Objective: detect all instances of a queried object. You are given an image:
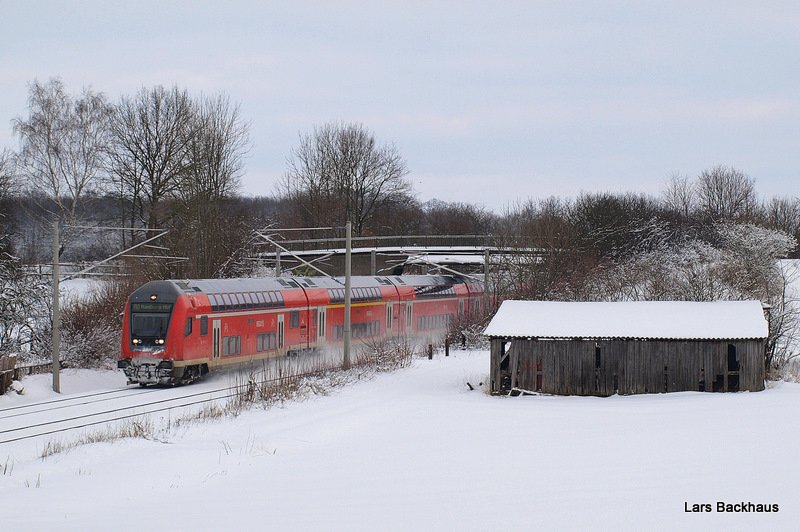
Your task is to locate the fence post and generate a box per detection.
[445,337,450,357]
[427,344,433,360]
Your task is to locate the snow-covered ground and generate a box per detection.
[60,277,105,302]
[1,350,799,531]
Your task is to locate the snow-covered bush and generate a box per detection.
[59,277,139,368]
[0,255,51,362]
[584,223,798,376]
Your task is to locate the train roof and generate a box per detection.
[161,275,468,295]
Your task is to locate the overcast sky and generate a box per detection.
[2,1,799,211]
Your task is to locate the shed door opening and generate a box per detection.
[727,344,740,372]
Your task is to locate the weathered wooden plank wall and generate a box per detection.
[490,338,765,396]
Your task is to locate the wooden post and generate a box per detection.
[427,344,433,360]
[445,337,450,357]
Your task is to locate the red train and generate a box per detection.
[118,275,484,385]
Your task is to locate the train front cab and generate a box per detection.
[118,281,187,385]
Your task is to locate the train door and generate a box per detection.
[299,310,309,349]
[386,303,394,336]
[406,302,413,335]
[317,306,327,345]
[212,319,221,359]
[277,314,285,355]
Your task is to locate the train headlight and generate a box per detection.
[132,338,141,345]
[155,338,165,345]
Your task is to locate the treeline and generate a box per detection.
[2,78,800,373]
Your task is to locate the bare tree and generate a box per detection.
[766,196,800,255]
[421,199,495,235]
[107,85,195,235]
[282,122,412,235]
[12,78,112,246]
[0,149,15,258]
[696,165,758,222]
[169,93,252,278]
[182,93,250,202]
[662,173,696,220]
[495,197,586,301]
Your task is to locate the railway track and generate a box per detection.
[0,368,332,445]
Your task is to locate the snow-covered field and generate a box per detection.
[1,349,799,531]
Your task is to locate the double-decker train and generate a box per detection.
[118,275,484,385]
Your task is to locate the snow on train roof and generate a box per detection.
[172,275,464,294]
[484,300,769,340]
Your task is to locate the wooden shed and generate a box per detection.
[485,300,768,396]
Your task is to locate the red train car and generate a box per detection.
[118,275,483,385]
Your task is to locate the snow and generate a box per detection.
[405,253,486,265]
[484,300,769,340]
[2,350,799,530]
[60,278,104,303]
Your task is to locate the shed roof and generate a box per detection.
[483,300,768,340]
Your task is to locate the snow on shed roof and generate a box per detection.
[484,300,768,340]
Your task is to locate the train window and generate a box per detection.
[222,294,233,310]
[257,332,276,351]
[200,316,208,336]
[223,335,241,356]
[290,311,300,328]
[256,292,265,306]
[185,317,192,336]
[244,293,253,308]
[235,293,245,309]
[208,294,219,311]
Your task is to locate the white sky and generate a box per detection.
[2,1,799,211]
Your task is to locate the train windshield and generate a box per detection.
[130,302,173,340]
